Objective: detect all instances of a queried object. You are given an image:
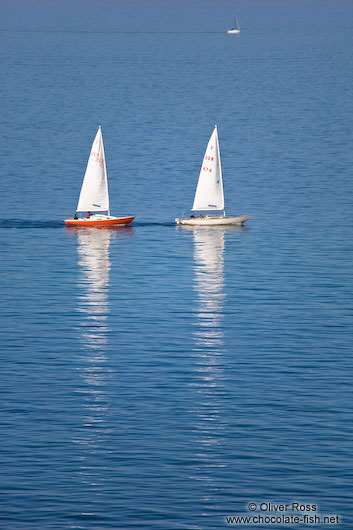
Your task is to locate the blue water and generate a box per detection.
[1,1,353,529]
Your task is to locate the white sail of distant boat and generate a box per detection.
[64,126,134,227]
[175,126,250,226]
[227,15,240,34]
[77,126,110,215]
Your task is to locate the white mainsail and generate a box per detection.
[192,126,224,212]
[76,126,110,214]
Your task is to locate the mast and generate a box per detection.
[99,126,110,216]
[215,125,225,216]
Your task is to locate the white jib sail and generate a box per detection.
[76,126,110,214]
[192,126,224,212]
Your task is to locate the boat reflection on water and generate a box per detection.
[66,228,115,490]
[192,226,226,353]
[188,225,246,355]
[67,225,133,352]
[186,226,246,502]
[76,228,112,351]
[70,227,136,493]
[71,225,132,392]
[187,226,228,498]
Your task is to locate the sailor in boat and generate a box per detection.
[74,213,78,220]
[86,211,91,218]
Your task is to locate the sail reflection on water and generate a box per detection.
[75,228,112,418]
[76,229,112,351]
[72,229,113,487]
[192,227,226,353]
[187,226,228,496]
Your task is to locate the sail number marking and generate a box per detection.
[91,150,104,165]
[202,144,215,172]
[203,153,214,172]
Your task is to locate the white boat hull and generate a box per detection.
[175,215,250,226]
[227,29,240,34]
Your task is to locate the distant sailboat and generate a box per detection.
[227,15,240,34]
[175,126,250,226]
[64,126,134,227]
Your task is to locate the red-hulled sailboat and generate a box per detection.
[64,126,134,227]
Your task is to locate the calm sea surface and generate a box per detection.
[1,2,353,529]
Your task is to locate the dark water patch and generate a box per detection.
[0,219,64,229]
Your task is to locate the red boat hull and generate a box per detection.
[64,216,134,227]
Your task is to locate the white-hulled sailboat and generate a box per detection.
[175,126,250,226]
[227,15,240,34]
[64,126,134,227]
